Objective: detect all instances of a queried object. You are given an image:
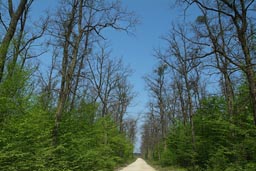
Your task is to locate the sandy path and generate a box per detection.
[119,158,156,171]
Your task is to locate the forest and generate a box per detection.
[0,0,256,171]
[0,0,137,170]
[141,0,256,171]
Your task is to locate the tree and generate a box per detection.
[111,73,135,132]
[0,0,48,120]
[123,117,138,144]
[144,64,169,141]
[0,0,29,82]
[86,43,135,133]
[158,25,204,147]
[192,1,238,117]
[37,48,59,111]
[142,24,207,168]
[50,0,137,145]
[0,1,136,170]
[141,103,162,161]
[184,0,256,125]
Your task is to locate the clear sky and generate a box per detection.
[32,0,193,152]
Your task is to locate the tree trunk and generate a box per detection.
[70,3,92,111]
[238,27,256,125]
[53,92,67,146]
[246,66,256,125]
[223,70,235,116]
[0,0,28,82]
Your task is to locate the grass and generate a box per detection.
[154,165,187,171]
[148,161,187,171]
[114,157,137,171]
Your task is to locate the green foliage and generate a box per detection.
[0,106,54,171]
[0,98,133,170]
[163,122,196,168]
[52,113,133,171]
[195,96,256,171]
[156,93,256,171]
[0,68,133,170]
[196,15,207,24]
[0,65,32,123]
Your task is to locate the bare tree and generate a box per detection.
[123,117,137,144]
[87,46,119,117]
[141,103,161,160]
[156,25,205,146]
[0,0,48,124]
[144,64,169,141]
[184,0,256,125]
[86,44,134,122]
[37,48,59,111]
[0,0,29,82]
[110,74,135,132]
[0,0,47,82]
[50,0,136,145]
[191,1,238,117]
[142,33,204,158]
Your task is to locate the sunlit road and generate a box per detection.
[119,158,156,171]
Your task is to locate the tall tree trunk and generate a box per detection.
[53,90,67,145]
[53,38,81,145]
[217,7,235,117]
[177,80,187,125]
[185,74,196,147]
[237,19,256,125]
[70,3,92,111]
[246,70,256,125]
[223,70,235,116]
[0,0,28,82]
[52,0,80,145]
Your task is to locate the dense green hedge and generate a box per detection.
[0,106,133,171]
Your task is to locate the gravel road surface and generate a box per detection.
[118,158,156,171]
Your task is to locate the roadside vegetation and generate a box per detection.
[1,1,256,171]
[0,0,137,170]
[150,160,187,171]
[141,1,256,171]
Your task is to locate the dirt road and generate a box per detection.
[119,158,156,171]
